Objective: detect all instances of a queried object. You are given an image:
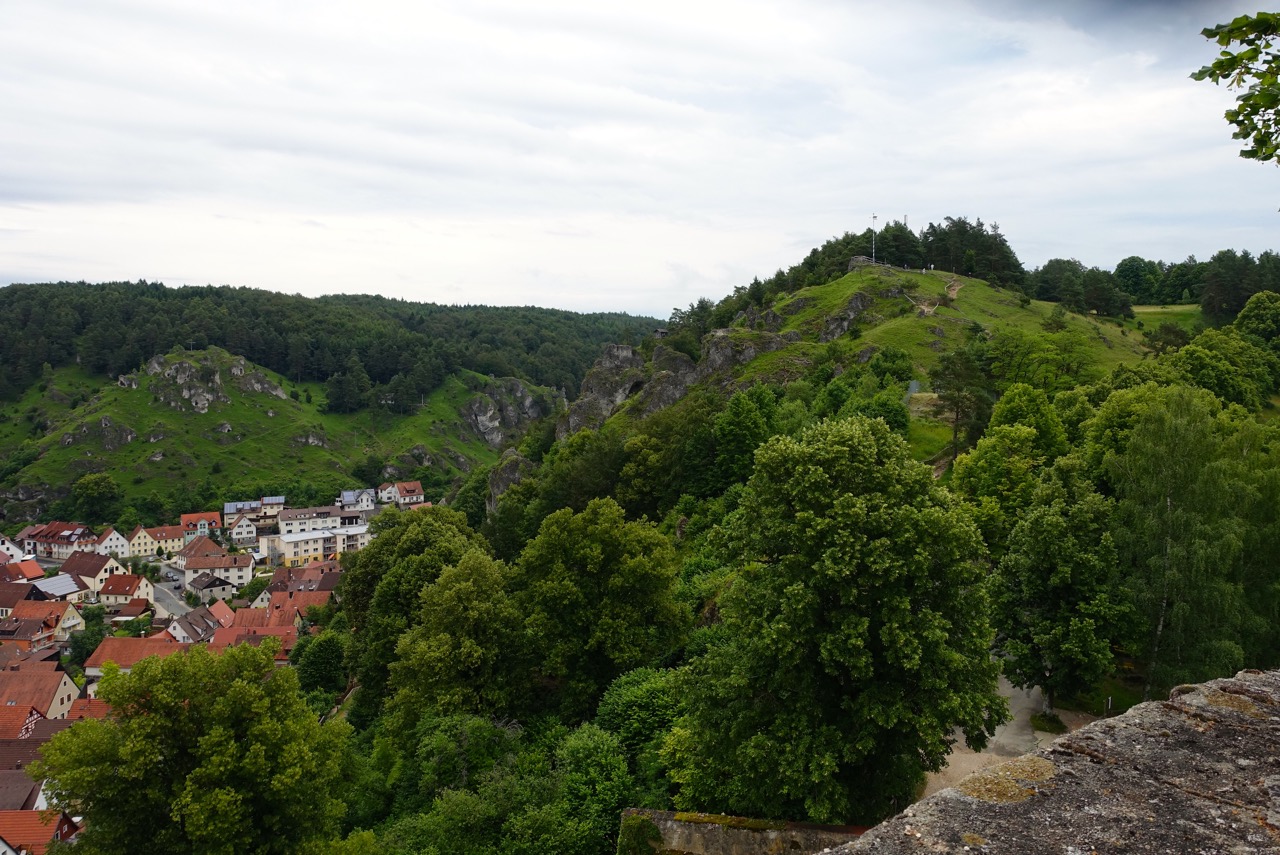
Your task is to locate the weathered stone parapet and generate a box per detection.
[838,669,1280,854]
[617,808,864,855]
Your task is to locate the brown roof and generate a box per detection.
[99,574,144,597]
[396,480,423,497]
[0,671,72,715]
[147,525,184,542]
[0,707,40,740]
[84,637,186,671]
[95,527,120,544]
[0,770,41,810]
[184,554,252,572]
[0,562,41,583]
[180,511,222,529]
[0,740,44,772]
[114,598,151,619]
[58,551,112,580]
[0,586,39,613]
[178,536,227,561]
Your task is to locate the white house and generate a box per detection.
[94,527,131,558]
[337,489,376,512]
[278,506,341,535]
[278,525,370,568]
[0,536,22,563]
[226,514,258,546]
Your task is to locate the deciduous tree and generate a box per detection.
[666,417,1006,824]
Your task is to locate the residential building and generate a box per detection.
[19,522,96,560]
[0,671,79,719]
[98,574,153,607]
[93,527,131,558]
[145,525,185,557]
[276,525,369,568]
[31,574,87,604]
[266,589,332,627]
[0,587,40,621]
[0,809,79,853]
[260,496,286,517]
[0,563,41,585]
[83,637,186,681]
[127,526,158,557]
[164,601,234,644]
[223,499,262,519]
[278,506,341,535]
[109,599,152,626]
[180,511,222,543]
[10,601,81,642]
[183,553,255,588]
[226,514,258,546]
[0,619,53,651]
[207,625,299,664]
[251,560,341,609]
[378,481,427,509]
[0,708,41,741]
[187,572,236,604]
[58,552,125,594]
[337,488,376,512]
[0,539,20,564]
[174,536,226,572]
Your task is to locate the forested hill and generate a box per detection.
[0,281,658,403]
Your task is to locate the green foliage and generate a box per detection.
[33,642,351,855]
[387,549,527,722]
[667,417,1006,824]
[595,668,682,808]
[1029,712,1068,734]
[1169,327,1280,409]
[988,383,1068,460]
[1192,13,1280,163]
[615,814,662,855]
[952,425,1043,560]
[341,506,491,727]
[237,575,270,606]
[298,630,349,695]
[514,498,690,721]
[1235,290,1280,344]
[72,472,123,524]
[994,456,1127,708]
[1098,385,1256,695]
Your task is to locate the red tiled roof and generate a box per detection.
[208,626,298,659]
[0,563,42,583]
[114,598,151,619]
[68,697,111,720]
[99,575,144,597]
[84,636,185,671]
[266,590,331,626]
[180,511,222,529]
[0,809,79,854]
[185,554,252,572]
[207,599,235,627]
[231,609,270,628]
[8,601,66,629]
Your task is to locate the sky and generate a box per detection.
[0,0,1273,318]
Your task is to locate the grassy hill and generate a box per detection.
[0,347,554,524]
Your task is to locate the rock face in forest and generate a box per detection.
[554,329,793,440]
[463,379,555,450]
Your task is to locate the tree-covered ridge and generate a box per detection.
[0,281,657,403]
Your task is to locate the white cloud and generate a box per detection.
[0,0,1272,317]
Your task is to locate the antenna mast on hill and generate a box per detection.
[872,213,877,263]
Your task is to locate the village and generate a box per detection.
[0,480,429,853]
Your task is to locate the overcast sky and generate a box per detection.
[0,0,1272,317]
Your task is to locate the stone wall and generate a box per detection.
[617,809,864,855]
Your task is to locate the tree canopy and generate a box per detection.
[1193,13,1280,163]
[34,643,350,855]
[666,417,1006,825]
